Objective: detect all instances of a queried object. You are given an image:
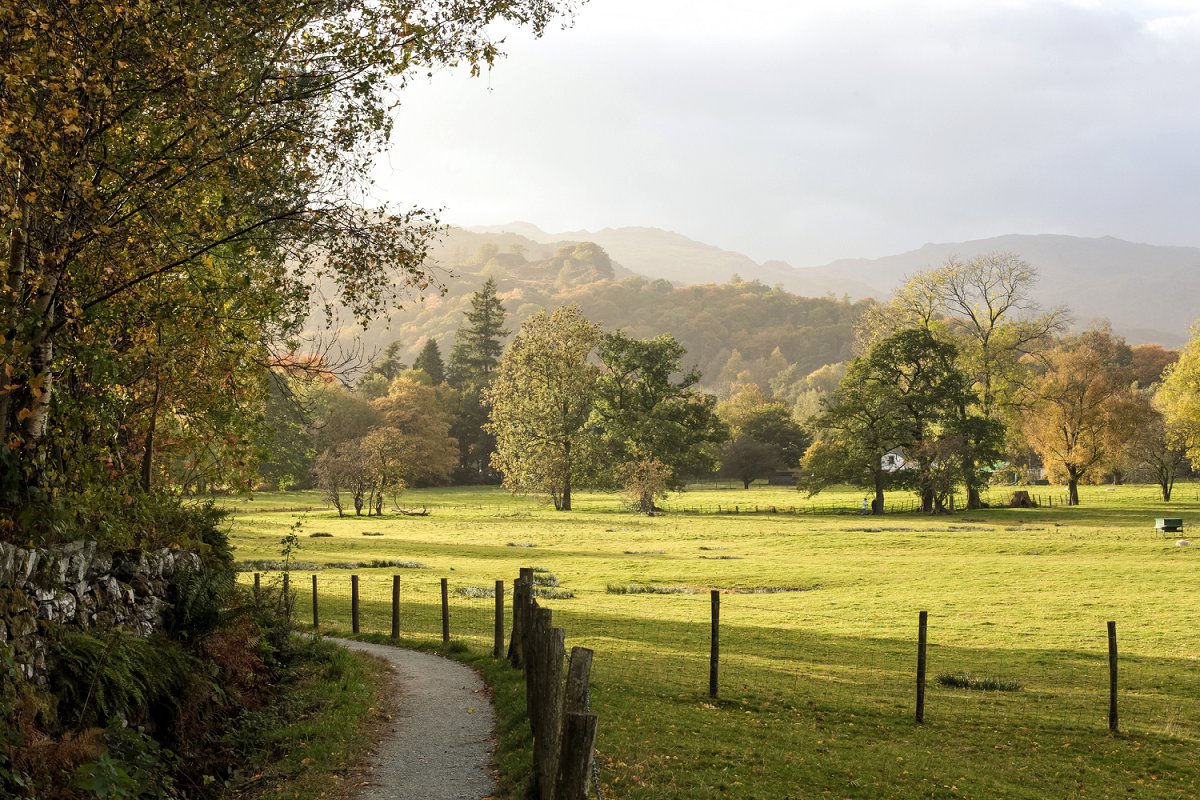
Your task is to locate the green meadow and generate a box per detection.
[225,484,1200,799]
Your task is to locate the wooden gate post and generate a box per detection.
[351,574,360,634]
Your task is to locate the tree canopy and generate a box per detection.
[1,0,579,534]
[485,305,603,511]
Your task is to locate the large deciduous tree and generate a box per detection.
[592,331,726,505]
[804,328,978,513]
[1022,328,1132,505]
[485,305,602,510]
[371,372,459,488]
[717,383,809,480]
[859,253,1065,508]
[0,0,578,524]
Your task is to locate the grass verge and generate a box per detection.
[235,636,390,800]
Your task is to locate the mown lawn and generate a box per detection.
[222,483,1200,799]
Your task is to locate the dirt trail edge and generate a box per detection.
[333,638,498,800]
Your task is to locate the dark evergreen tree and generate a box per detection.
[413,338,446,385]
[447,279,510,481]
[447,278,509,387]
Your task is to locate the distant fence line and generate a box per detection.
[247,570,1180,742]
[221,490,1112,517]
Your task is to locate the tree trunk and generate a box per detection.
[1162,481,1172,502]
[140,368,162,492]
[561,473,572,511]
[1068,478,1080,506]
[966,485,982,510]
[920,486,935,514]
[742,478,752,489]
[872,470,885,515]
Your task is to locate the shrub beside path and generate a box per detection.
[333,638,498,800]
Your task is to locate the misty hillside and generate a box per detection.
[799,234,1200,346]
[467,225,1199,345]
[468,222,877,299]
[340,226,867,391]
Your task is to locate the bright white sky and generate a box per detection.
[372,0,1200,266]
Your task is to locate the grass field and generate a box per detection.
[223,483,1200,799]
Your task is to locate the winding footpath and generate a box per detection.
[333,638,498,800]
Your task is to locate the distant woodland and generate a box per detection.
[351,226,870,397]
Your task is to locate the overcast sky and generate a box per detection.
[372,0,1200,267]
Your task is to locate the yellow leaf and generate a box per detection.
[17,408,31,422]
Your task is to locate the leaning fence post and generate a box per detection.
[441,577,450,643]
[391,575,400,639]
[916,610,928,724]
[710,589,720,698]
[532,609,565,800]
[494,579,505,658]
[1108,620,1119,734]
[351,574,360,634]
[555,711,598,800]
[311,574,319,631]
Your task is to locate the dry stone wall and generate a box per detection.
[0,541,200,684]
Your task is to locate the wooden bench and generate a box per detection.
[1155,518,1184,534]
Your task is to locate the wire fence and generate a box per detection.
[241,571,1200,743]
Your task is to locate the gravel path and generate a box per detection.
[333,638,498,800]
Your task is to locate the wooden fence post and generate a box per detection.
[710,589,720,698]
[253,572,261,605]
[1108,620,1119,734]
[564,647,593,713]
[554,646,597,799]
[391,575,400,640]
[529,607,565,800]
[311,574,319,631]
[916,610,928,724]
[555,711,598,800]
[508,577,524,667]
[510,568,534,668]
[494,579,505,659]
[351,574,360,634]
[282,573,290,620]
[441,577,450,643]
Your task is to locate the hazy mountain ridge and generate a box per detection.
[467,222,878,299]
[338,226,867,390]
[805,234,1200,345]
[469,224,1198,346]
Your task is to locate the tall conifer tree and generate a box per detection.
[447,279,510,480]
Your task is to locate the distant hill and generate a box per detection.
[467,223,877,299]
[797,234,1200,346]
[335,226,867,392]
[469,226,1198,346]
